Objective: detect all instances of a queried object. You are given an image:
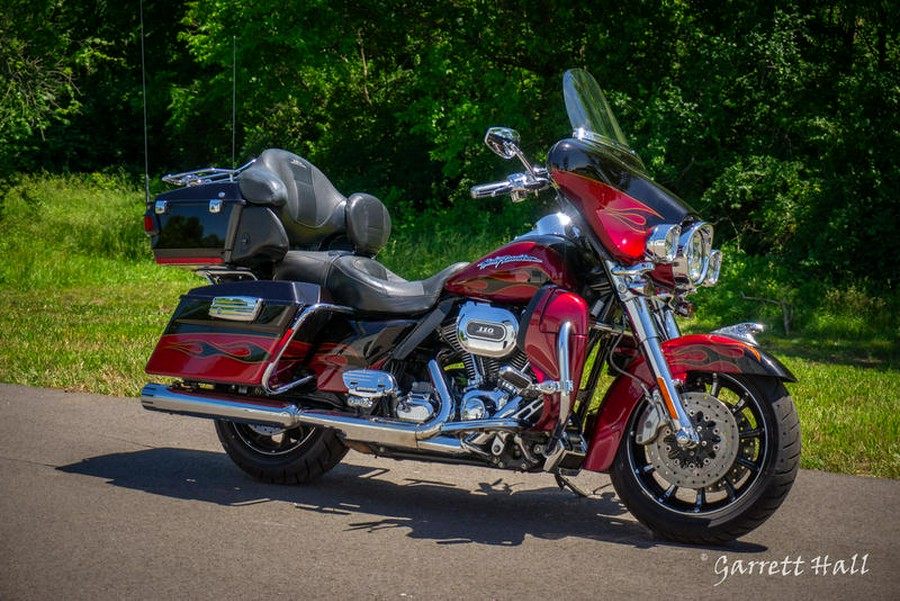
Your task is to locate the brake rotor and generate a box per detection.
[644,392,740,489]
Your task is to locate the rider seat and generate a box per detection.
[274,252,469,314]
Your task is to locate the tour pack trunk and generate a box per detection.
[145,182,288,267]
[145,281,321,386]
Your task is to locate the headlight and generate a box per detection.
[645,224,681,263]
[673,222,714,287]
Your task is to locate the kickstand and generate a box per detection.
[555,473,592,498]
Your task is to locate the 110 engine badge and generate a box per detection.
[457,302,519,358]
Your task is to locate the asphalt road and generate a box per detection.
[1,383,897,600]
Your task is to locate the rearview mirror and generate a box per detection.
[484,127,521,160]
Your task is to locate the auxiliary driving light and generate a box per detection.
[645,223,681,263]
[703,249,723,287]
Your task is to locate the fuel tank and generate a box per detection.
[444,235,578,303]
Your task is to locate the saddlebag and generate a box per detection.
[145,280,321,386]
[145,182,289,267]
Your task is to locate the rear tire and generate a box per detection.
[610,374,800,544]
[215,420,348,484]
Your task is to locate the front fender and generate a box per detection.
[582,334,795,472]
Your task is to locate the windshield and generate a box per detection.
[563,69,636,157]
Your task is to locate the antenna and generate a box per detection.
[139,0,151,204]
[231,35,237,172]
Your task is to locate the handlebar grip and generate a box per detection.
[470,180,514,199]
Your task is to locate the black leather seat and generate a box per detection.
[275,251,469,314]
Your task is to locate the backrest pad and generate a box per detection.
[256,148,347,248]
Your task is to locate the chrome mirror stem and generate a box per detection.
[484,126,539,177]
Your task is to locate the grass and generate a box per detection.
[0,173,897,478]
[785,357,900,477]
[0,275,193,396]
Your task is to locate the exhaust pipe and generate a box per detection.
[141,360,466,455]
[140,385,303,427]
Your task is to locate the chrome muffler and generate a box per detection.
[141,360,467,455]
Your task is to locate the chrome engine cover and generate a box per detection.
[456,302,519,358]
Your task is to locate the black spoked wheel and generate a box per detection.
[610,373,800,544]
[215,420,347,484]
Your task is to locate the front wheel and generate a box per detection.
[215,420,348,484]
[610,373,800,544]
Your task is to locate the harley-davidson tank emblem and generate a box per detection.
[477,254,542,270]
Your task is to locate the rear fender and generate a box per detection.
[582,334,795,472]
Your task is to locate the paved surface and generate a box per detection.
[0,383,898,600]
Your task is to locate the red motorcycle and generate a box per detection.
[142,69,799,544]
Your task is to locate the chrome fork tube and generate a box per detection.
[622,295,699,448]
[662,309,681,340]
[650,297,681,341]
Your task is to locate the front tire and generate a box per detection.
[610,373,800,544]
[215,420,348,484]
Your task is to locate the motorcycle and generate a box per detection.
[141,68,800,544]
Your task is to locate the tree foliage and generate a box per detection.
[0,1,85,154]
[2,0,897,288]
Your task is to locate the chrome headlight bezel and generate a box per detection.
[673,222,714,288]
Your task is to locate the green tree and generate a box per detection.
[0,1,83,172]
[3,0,897,289]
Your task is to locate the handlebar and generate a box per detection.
[470,169,551,201]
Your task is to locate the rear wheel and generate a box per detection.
[610,373,800,544]
[215,420,347,484]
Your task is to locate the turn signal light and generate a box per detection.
[143,213,157,236]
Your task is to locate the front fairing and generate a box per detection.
[548,137,695,264]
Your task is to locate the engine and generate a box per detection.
[438,301,542,424]
[342,301,546,469]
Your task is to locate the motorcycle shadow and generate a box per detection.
[58,447,766,553]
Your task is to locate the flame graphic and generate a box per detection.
[602,202,662,233]
[161,336,272,364]
[666,337,762,375]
